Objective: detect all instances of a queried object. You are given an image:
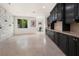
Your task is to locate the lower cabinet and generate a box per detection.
[76,38,79,56]
[68,36,77,56]
[58,33,69,55]
[54,32,59,44]
[46,29,79,56]
[46,29,55,41]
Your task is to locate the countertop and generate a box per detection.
[46,28,79,38]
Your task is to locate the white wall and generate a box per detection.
[14,16,37,34]
[0,3,47,36]
[14,16,45,34]
[0,6,14,41]
[36,16,45,33]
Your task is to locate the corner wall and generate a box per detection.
[0,6,14,41]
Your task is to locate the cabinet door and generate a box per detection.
[54,32,58,44]
[49,15,52,23]
[77,4,79,17]
[58,33,68,55]
[65,3,76,24]
[75,4,79,22]
[46,29,51,38]
[53,10,56,22]
[51,12,55,22]
[47,17,50,27]
[68,36,76,56]
[76,38,79,56]
[57,3,64,21]
[54,6,57,21]
[46,29,55,40]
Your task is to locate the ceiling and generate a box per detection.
[0,3,56,17]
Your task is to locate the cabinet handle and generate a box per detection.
[73,38,77,41]
[73,38,75,41]
[75,39,77,41]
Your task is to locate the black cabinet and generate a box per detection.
[65,3,76,24]
[48,11,56,25]
[54,32,69,55]
[68,37,79,56]
[49,15,53,23]
[46,29,55,41]
[49,3,79,24]
[75,4,79,22]
[46,29,51,38]
[50,3,64,21]
[58,33,69,55]
[50,7,56,22]
[47,17,50,27]
[52,12,55,22]
[68,36,77,56]
[51,8,57,22]
[57,3,64,21]
[54,6,58,21]
[49,31,55,40]
[54,32,59,45]
[76,38,79,56]
[46,29,79,56]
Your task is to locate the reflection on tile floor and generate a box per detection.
[0,33,65,56]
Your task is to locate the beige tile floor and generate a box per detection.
[0,33,65,56]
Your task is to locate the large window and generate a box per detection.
[18,19,28,28]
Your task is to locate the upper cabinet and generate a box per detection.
[75,4,79,22]
[47,3,79,28]
[50,3,65,22]
[65,3,77,24]
[49,15,55,23]
[50,9,56,22]
[54,5,57,21]
[47,17,50,28]
[57,3,64,21]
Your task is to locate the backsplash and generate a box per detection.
[54,21,63,31]
[70,22,79,34]
[53,20,79,34]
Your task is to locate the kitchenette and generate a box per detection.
[46,3,79,56]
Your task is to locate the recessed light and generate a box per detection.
[37,16,40,18]
[8,3,11,5]
[43,6,46,8]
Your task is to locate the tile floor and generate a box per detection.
[0,33,65,56]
